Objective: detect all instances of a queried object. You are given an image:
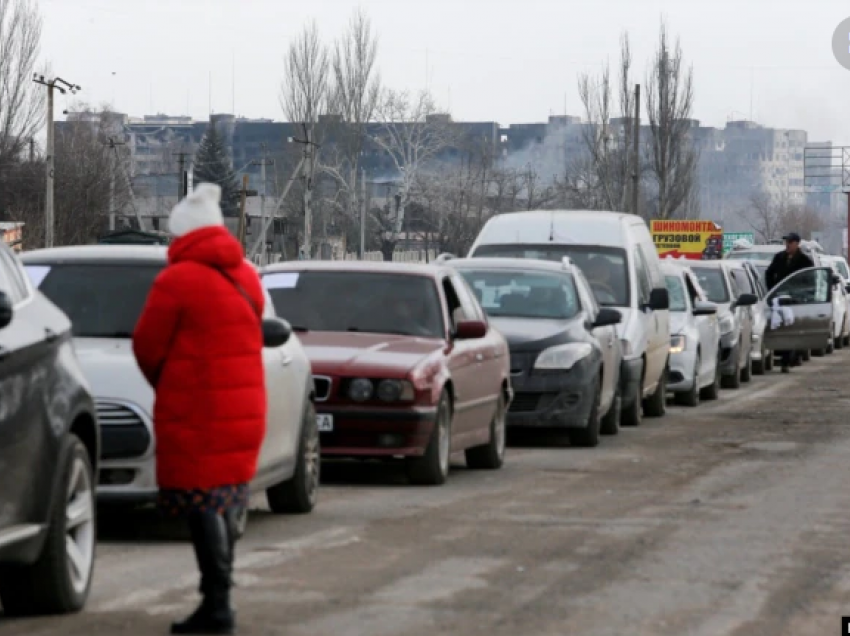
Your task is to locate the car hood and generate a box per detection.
[298,331,446,376]
[488,316,576,348]
[72,338,153,416]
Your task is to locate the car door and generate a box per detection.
[632,247,660,393]
[257,287,299,475]
[762,267,833,352]
[576,273,617,410]
[0,245,53,530]
[728,267,754,356]
[684,270,719,381]
[440,276,487,443]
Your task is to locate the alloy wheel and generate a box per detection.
[65,456,95,595]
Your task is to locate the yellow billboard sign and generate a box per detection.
[650,220,723,260]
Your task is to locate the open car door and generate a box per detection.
[762,267,833,352]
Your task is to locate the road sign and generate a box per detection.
[722,232,755,255]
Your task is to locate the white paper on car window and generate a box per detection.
[262,272,299,289]
[24,265,51,288]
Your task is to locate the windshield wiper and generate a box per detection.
[347,327,417,336]
[78,332,134,338]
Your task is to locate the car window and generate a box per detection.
[664,275,688,312]
[0,245,28,304]
[691,267,730,303]
[574,273,599,319]
[457,268,580,320]
[262,270,445,338]
[683,272,705,303]
[31,264,163,337]
[261,288,276,318]
[730,269,753,296]
[835,260,850,280]
[633,248,652,305]
[451,274,486,323]
[769,268,831,305]
[470,244,630,307]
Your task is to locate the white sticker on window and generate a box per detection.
[24,265,51,288]
[262,272,299,289]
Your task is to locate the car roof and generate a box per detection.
[445,256,576,275]
[690,259,738,271]
[262,259,447,279]
[20,245,168,265]
[660,260,692,275]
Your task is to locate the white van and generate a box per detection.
[468,210,670,426]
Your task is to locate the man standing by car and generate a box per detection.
[765,232,814,373]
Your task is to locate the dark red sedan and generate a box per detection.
[260,261,511,485]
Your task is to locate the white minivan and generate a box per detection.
[468,210,670,427]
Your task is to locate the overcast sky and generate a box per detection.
[38,0,850,142]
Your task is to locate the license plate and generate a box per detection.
[316,414,333,432]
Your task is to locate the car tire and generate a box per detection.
[843,335,850,347]
[764,349,774,372]
[752,344,766,375]
[620,377,643,427]
[569,379,601,448]
[675,355,700,407]
[802,349,811,361]
[812,346,826,357]
[721,349,741,389]
[740,349,752,383]
[642,365,667,418]
[699,352,721,400]
[826,334,835,355]
[407,391,452,486]
[835,332,844,350]
[465,392,506,469]
[0,435,96,616]
[267,400,320,515]
[599,382,621,436]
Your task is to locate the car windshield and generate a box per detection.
[833,260,850,280]
[456,269,579,320]
[25,264,162,338]
[262,270,444,338]
[690,267,730,303]
[471,244,630,307]
[664,275,688,311]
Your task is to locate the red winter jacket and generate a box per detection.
[133,226,267,490]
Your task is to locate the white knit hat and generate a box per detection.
[168,183,225,237]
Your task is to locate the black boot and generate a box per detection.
[171,510,235,635]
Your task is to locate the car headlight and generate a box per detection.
[534,342,593,370]
[670,335,686,354]
[376,379,415,402]
[719,315,735,335]
[619,338,632,357]
[348,378,374,402]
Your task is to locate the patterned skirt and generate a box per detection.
[157,483,249,518]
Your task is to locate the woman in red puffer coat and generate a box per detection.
[133,182,265,635]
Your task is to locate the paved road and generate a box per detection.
[5,352,850,636]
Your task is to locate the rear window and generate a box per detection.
[25,264,162,338]
[470,244,630,307]
[690,267,730,303]
[262,270,444,338]
[456,269,579,320]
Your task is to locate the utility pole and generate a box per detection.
[632,83,641,217]
[103,137,127,231]
[360,167,366,259]
[173,151,191,200]
[250,144,274,264]
[302,127,314,259]
[33,75,80,247]
[237,174,249,249]
[246,156,305,259]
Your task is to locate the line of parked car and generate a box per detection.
[1,210,846,617]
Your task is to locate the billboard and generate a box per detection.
[722,232,755,255]
[650,220,723,260]
[0,222,23,252]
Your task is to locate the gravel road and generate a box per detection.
[4,352,850,636]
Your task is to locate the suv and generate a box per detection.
[0,242,99,616]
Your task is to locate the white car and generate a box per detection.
[739,261,773,374]
[821,255,850,351]
[22,246,319,525]
[661,260,721,406]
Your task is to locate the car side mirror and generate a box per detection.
[692,300,717,316]
[454,319,487,340]
[591,307,621,328]
[262,317,291,348]
[735,293,758,307]
[0,291,12,329]
[833,274,842,286]
[845,283,850,294]
[646,287,669,311]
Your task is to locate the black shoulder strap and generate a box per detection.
[206,264,262,320]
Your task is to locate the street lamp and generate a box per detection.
[32,75,81,247]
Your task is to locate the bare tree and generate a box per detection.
[370,90,454,258]
[576,33,635,212]
[645,21,699,219]
[744,192,782,242]
[0,0,43,178]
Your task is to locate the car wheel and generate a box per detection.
[569,379,601,448]
[752,344,766,375]
[699,351,721,400]
[465,392,506,469]
[407,391,451,485]
[620,372,643,428]
[826,333,835,354]
[843,335,850,347]
[802,349,811,361]
[267,400,320,515]
[812,346,826,357]
[740,349,752,383]
[721,349,741,389]
[599,381,621,436]
[642,365,667,418]
[835,332,844,350]
[764,349,774,371]
[675,354,700,407]
[0,435,96,616]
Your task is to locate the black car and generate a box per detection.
[0,242,99,616]
[446,257,622,447]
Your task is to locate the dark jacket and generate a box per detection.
[765,249,814,289]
